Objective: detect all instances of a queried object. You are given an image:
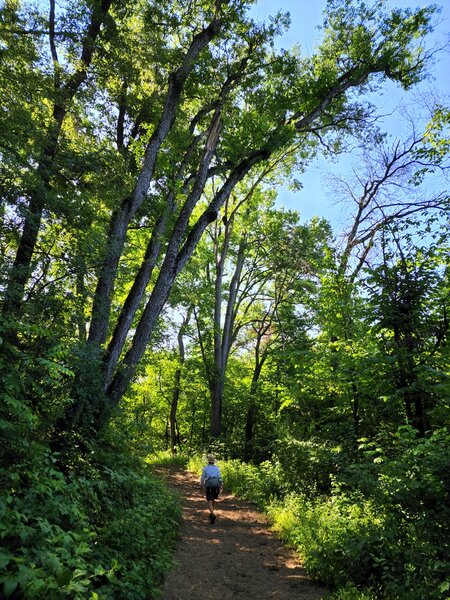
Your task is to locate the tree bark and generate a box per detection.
[103,127,212,384]
[104,112,224,415]
[243,326,270,462]
[88,16,223,347]
[210,226,247,438]
[169,308,191,453]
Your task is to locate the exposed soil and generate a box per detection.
[156,467,326,600]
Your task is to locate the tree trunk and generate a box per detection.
[209,222,247,438]
[243,336,267,462]
[88,16,223,347]
[2,194,45,329]
[102,213,167,385]
[210,377,225,439]
[170,369,182,453]
[169,308,191,453]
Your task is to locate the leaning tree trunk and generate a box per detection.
[87,16,223,348]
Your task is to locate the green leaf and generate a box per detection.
[0,551,13,569]
[3,579,18,597]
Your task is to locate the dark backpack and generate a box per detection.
[206,474,222,488]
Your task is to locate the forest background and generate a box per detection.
[0,0,449,598]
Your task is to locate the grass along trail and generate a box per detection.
[156,467,326,600]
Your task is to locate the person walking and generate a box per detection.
[200,454,223,524]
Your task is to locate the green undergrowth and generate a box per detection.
[187,428,450,599]
[0,444,182,599]
[146,450,189,469]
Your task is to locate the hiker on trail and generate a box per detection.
[200,454,223,524]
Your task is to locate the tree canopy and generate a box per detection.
[0,1,449,597]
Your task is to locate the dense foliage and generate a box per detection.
[0,439,181,598]
[1,0,449,598]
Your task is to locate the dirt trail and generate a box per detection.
[157,467,326,600]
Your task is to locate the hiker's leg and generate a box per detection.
[208,499,214,514]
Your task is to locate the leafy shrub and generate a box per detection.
[220,459,285,505]
[186,453,204,475]
[147,450,189,469]
[268,427,450,599]
[327,583,377,599]
[0,320,72,468]
[0,446,181,598]
[274,437,342,495]
[268,492,389,588]
[92,461,181,598]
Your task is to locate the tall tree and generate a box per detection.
[365,222,450,435]
[0,0,440,441]
[169,306,192,453]
[190,182,330,439]
[1,0,113,328]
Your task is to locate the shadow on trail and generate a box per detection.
[156,467,326,600]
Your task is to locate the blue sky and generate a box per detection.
[251,0,450,230]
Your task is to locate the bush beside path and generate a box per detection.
[156,467,326,600]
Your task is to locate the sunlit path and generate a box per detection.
[157,468,326,600]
